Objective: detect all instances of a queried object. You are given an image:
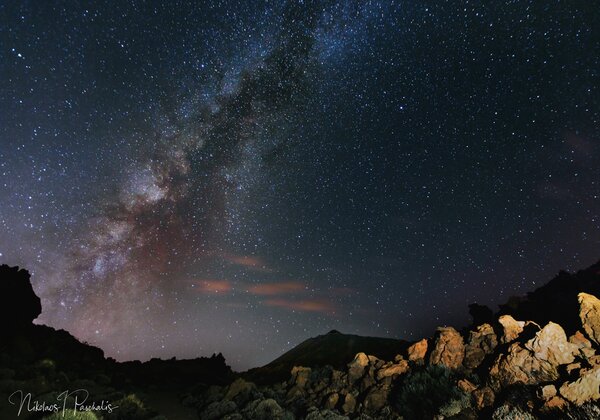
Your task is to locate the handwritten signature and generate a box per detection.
[8,389,118,417]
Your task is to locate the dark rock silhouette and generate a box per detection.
[468,303,494,326]
[0,264,41,333]
[0,264,233,419]
[497,260,600,335]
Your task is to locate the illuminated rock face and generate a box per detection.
[498,314,526,344]
[464,323,498,369]
[560,364,600,406]
[429,326,465,369]
[579,292,600,345]
[407,338,428,364]
[489,322,579,389]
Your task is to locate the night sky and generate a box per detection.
[0,1,598,370]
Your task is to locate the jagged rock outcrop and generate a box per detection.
[429,327,464,369]
[489,322,579,389]
[498,315,526,343]
[569,330,596,359]
[290,366,312,388]
[225,378,260,406]
[376,359,408,380]
[0,264,42,333]
[473,386,495,409]
[347,352,369,384]
[526,322,579,365]
[559,364,600,405]
[464,323,497,369]
[188,288,600,419]
[579,292,600,345]
[406,338,427,363]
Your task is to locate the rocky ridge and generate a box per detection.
[185,291,600,419]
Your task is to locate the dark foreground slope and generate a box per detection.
[244,330,409,384]
[0,264,232,419]
[497,260,600,334]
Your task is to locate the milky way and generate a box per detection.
[1,1,599,369]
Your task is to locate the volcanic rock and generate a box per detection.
[407,338,428,364]
[578,292,600,345]
[569,330,596,359]
[347,353,369,384]
[464,323,498,369]
[376,360,409,380]
[559,365,600,405]
[489,322,578,389]
[473,386,495,410]
[498,315,526,344]
[429,327,464,369]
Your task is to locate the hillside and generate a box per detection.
[244,330,409,384]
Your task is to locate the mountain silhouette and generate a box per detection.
[244,329,409,384]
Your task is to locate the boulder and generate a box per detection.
[578,292,600,345]
[347,353,369,384]
[473,386,495,410]
[489,322,579,389]
[524,322,579,366]
[323,393,338,410]
[559,365,600,405]
[341,393,356,415]
[498,315,526,343]
[457,379,477,393]
[376,360,409,380]
[407,338,428,363]
[539,384,557,400]
[429,327,465,369]
[243,398,289,420]
[566,362,582,375]
[464,323,498,369]
[224,378,258,407]
[363,384,390,412]
[290,366,311,388]
[489,343,542,388]
[367,354,385,369]
[569,331,596,359]
[543,396,568,410]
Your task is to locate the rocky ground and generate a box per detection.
[2,262,600,419]
[184,292,600,419]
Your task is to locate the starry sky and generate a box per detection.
[0,1,598,369]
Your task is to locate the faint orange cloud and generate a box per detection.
[192,279,232,294]
[222,253,273,272]
[248,281,305,296]
[263,298,336,314]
